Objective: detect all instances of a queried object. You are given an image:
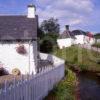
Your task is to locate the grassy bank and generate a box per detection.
[45,45,100,100]
[44,69,77,100]
[53,46,100,72]
[92,43,100,48]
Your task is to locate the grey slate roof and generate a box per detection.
[0,16,37,41]
[72,30,86,36]
[59,30,75,39]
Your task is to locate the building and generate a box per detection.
[72,30,95,45]
[57,25,95,49]
[72,30,87,44]
[86,32,95,44]
[0,5,38,75]
[57,25,75,49]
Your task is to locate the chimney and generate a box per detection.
[65,25,69,31]
[27,4,36,18]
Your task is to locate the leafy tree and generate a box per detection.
[37,28,44,39]
[38,34,55,53]
[38,18,60,53]
[40,17,60,35]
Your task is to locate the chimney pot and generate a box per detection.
[65,25,69,30]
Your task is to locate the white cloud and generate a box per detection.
[36,0,94,31]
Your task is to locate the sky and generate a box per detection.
[0,0,100,34]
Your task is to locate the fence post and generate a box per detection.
[13,77,16,100]
[4,80,7,100]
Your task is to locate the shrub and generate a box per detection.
[40,40,53,53]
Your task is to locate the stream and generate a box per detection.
[44,70,100,100]
[77,72,100,100]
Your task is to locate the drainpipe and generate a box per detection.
[28,41,31,74]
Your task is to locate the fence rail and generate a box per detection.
[0,53,65,100]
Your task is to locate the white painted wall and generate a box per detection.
[57,35,95,49]
[0,41,37,75]
[39,53,65,66]
[0,53,65,100]
[74,35,95,45]
[89,38,95,45]
[74,35,85,44]
[84,36,95,45]
[57,38,72,49]
[57,36,86,49]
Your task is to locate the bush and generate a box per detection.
[40,40,53,53]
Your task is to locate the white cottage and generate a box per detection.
[72,30,95,45]
[57,25,75,49]
[57,25,95,49]
[0,5,38,75]
[72,30,87,44]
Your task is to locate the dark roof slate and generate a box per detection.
[0,16,37,41]
[59,30,76,39]
[72,30,86,36]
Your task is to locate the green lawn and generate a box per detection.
[53,45,100,71]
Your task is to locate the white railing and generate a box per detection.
[0,53,65,100]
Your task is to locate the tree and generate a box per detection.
[37,28,44,39]
[38,34,55,53]
[38,18,60,53]
[40,17,60,35]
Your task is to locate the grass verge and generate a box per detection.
[92,43,100,48]
[44,69,77,100]
[45,45,100,100]
[53,46,100,72]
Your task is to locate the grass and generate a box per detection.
[94,33,100,39]
[92,43,100,48]
[44,69,77,100]
[53,45,100,71]
[45,45,100,100]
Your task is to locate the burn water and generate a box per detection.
[77,72,100,100]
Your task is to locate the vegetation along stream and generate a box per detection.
[45,46,100,100]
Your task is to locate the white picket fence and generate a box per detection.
[0,53,65,100]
